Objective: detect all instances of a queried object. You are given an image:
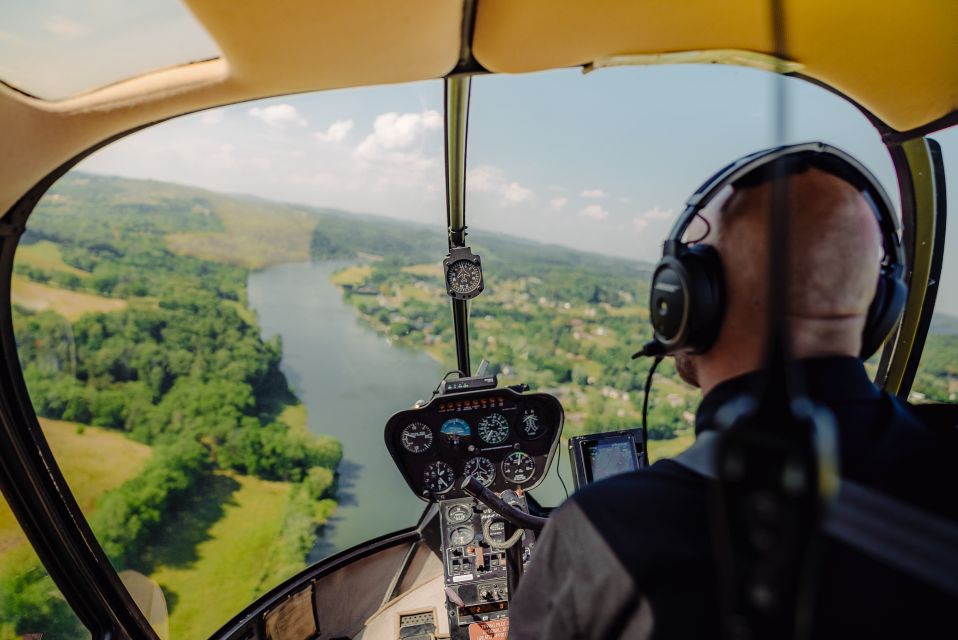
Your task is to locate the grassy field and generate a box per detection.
[0,420,294,640]
[331,264,372,287]
[12,276,127,320]
[146,472,292,640]
[166,196,317,269]
[17,241,89,279]
[278,403,308,433]
[0,419,151,556]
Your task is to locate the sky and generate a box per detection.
[0,0,217,99]
[2,3,955,315]
[75,64,958,315]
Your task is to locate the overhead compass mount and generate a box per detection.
[444,75,475,376]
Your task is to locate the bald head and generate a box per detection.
[676,167,884,393]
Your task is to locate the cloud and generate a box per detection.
[549,197,568,211]
[640,205,674,220]
[502,182,534,204]
[200,109,224,125]
[580,204,609,221]
[355,110,441,158]
[249,104,307,128]
[469,165,535,206]
[45,16,89,38]
[349,110,444,194]
[581,188,607,198]
[315,119,354,143]
[632,217,649,233]
[619,196,632,204]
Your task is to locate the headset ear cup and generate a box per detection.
[860,271,907,359]
[685,244,726,353]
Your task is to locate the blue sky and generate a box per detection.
[76,65,958,315]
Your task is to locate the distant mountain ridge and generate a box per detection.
[64,171,654,277]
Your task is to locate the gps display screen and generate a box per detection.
[586,436,640,483]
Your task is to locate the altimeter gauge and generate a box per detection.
[400,422,433,453]
[478,413,510,445]
[463,456,496,486]
[423,461,456,494]
[442,246,484,300]
[502,451,536,484]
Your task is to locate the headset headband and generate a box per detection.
[666,142,903,269]
[642,142,907,360]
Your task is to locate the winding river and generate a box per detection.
[248,260,567,562]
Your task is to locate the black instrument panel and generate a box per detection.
[384,388,563,501]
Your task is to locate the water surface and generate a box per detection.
[248,261,442,560]
[248,260,568,561]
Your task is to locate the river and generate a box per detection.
[248,260,568,562]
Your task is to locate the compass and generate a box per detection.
[442,246,484,300]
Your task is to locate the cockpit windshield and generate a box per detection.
[2,65,955,639]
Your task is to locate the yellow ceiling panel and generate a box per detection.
[473,0,958,133]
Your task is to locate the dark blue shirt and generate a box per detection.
[510,358,957,639]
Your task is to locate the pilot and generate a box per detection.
[508,147,957,639]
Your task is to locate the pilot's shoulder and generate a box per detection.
[571,459,705,507]
[565,459,709,533]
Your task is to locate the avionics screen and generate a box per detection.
[586,436,640,483]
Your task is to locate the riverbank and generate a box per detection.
[248,261,441,559]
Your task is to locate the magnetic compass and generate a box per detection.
[442,246,484,300]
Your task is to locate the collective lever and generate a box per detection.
[459,477,548,533]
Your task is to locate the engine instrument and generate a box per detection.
[446,503,472,524]
[501,451,536,483]
[518,408,546,439]
[449,525,476,547]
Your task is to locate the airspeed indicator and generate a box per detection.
[400,422,433,453]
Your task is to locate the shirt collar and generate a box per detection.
[695,356,881,435]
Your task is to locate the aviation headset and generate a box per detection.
[646,142,907,360]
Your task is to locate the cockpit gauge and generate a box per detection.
[502,451,536,484]
[518,409,546,439]
[446,260,482,295]
[443,246,484,301]
[440,418,471,444]
[478,413,510,445]
[446,503,472,524]
[400,422,433,454]
[463,456,496,486]
[423,461,456,494]
[449,525,475,547]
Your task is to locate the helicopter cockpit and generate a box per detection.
[0,2,956,640]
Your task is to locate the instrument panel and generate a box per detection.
[384,388,563,501]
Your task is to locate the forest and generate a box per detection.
[2,174,341,638]
[316,214,958,439]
